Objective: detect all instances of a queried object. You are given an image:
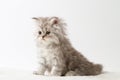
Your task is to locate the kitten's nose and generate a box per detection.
[42,35,45,39]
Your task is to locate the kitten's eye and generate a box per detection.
[46,31,50,35]
[38,31,42,35]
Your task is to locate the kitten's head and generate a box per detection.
[33,17,66,46]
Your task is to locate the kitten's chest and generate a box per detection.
[37,48,60,66]
[38,48,58,60]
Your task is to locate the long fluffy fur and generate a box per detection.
[33,17,103,76]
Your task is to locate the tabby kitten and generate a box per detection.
[32,17,102,76]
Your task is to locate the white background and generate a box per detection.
[0,0,120,72]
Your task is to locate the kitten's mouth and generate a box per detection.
[42,38,45,40]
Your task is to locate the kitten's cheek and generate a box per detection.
[37,36,42,41]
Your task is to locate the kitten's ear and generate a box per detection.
[32,17,39,21]
[49,17,59,25]
[32,17,42,25]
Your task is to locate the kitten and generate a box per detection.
[32,17,102,76]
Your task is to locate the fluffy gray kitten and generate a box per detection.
[32,17,102,76]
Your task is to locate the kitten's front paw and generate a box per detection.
[33,71,44,75]
[50,71,62,76]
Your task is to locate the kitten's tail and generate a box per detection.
[91,64,103,75]
[65,64,103,76]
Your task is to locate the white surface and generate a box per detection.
[0,68,120,80]
[0,0,120,73]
